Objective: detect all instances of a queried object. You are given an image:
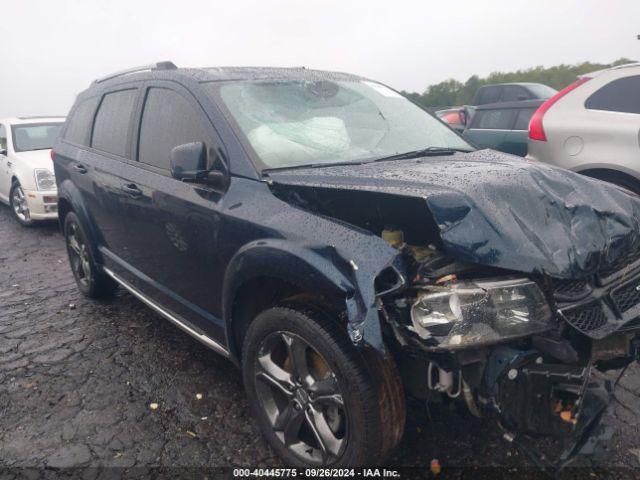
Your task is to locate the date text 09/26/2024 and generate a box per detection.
[232,468,401,478]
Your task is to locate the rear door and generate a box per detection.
[79,87,141,256]
[501,108,536,156]
[463,108,515,151]
[582,75,640,167]
[103,81,228,340]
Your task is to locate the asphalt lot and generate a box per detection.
[0,204,639,478]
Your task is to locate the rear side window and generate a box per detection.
[91,89,137,157]
[64,97,100,146]
[138,88,210,170]
[0,124,6,150]
[501,85,529,102]
[476,86,500,105]
[471,109,514,129]
[585,75,640,114]
[513,108,536,130]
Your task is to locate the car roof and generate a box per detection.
[475,99,544,110]
[0,116,65,125]
[581,62,640,78]
[87,64,369,93]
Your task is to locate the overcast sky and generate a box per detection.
[2,0,639,117]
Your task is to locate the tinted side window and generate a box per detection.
[472,109,514,129]
[91,89,137,157]
[585,75,640,114]
[477,86,500,105]
[513,108,536,130]
[501,85,529,102]
[0,124,6,150]
[64,97,100,146]
[138,88,210,170]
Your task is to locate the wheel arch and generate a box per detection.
[574,166,640,194]
[56,179,104,264]
[222,240,356,363]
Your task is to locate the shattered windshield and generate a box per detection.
[205,79,472,170]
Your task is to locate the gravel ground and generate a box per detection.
[0,204,639,478]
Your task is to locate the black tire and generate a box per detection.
[242,305,405,467]
[9,181,35,227]
[63,211,117,298]
[609,177,640,196]
[586,172,640,196]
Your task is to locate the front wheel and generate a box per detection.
[9,181,34,227]
[242,305,405,466]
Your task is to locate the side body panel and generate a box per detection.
[54,73,405,359]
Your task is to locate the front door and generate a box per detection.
[109,83,228,341]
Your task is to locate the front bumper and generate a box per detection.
[23,189,58,220]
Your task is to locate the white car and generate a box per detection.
[527,63,640,194]
[0,117,65,225]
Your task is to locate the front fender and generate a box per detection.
[222,238,404,355]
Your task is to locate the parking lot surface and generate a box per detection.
[0,205,639,478]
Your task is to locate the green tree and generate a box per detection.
[406,58,635,108]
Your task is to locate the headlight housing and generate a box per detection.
[410,278,553,349]
[34,169,56,191]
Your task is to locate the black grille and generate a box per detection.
[553,279,589,299]
[612,279,640,313]
[563,303,608,332]
[599,249,640,279]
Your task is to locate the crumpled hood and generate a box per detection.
[268,150,640,279]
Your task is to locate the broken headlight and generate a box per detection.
[410,278,553,349]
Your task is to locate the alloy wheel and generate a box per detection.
[11,185,30,222]
[66,222,92,289]
[254,331,348,465]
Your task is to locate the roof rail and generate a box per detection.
[94,61,178,84]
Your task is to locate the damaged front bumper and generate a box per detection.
[380,257,640,471]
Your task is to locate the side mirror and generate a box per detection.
[0,145,6,156]
[170,142,227,189]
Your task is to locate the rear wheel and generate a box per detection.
[242,305,405,466]
[9,181,34,227]
[64,211,117,298]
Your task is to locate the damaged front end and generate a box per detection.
[267,152,640,470]
[379,237,640,471]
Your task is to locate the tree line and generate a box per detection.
[402,58,635,108]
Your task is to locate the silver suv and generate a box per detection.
[527,63,640,194]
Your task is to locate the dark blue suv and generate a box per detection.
[54,62,640,468]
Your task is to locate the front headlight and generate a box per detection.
[410,278,553,349]
[34,169,56,191]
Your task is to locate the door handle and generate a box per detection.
[121,183,142,198]
[73,163,87,174]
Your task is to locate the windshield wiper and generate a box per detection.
[372,146,473,163]
[262,159,371,174]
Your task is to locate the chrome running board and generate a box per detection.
[103,267,229,357]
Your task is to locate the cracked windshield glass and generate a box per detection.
[209,79,472,169]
